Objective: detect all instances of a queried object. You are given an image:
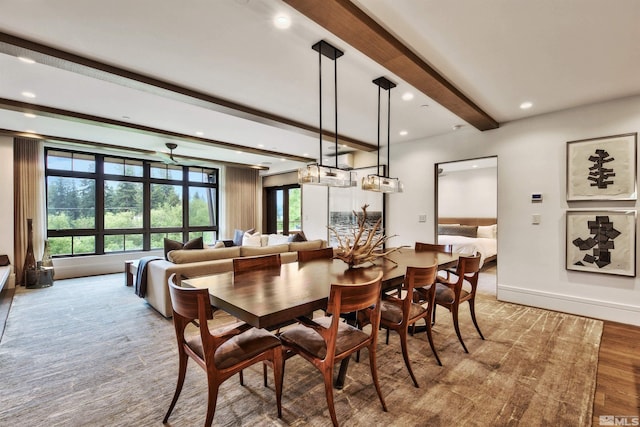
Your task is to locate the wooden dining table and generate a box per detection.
[182,248,458,330]
[182,248,458,388]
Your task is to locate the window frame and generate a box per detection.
[45,148,219,257]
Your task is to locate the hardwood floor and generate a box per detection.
[592,321,640,425]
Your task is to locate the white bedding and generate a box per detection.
[437,235,497,266]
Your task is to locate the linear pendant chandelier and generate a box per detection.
[298,40,355,188]
[362,76,403,193]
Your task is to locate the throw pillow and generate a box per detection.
[242,230,262,247]
[437,224,478,238]
[163,236,204,260]
[211,241,226,249]
[288,231,308,242]
[232,229,244,247]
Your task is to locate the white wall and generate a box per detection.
[388,95,640,326]
[438,167,497,218]
[0,136,15,288]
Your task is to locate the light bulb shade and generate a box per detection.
[361,174,403,193]
[298,164,356,187]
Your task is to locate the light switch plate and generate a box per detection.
[532,214,541,224]
[418,214,427,223]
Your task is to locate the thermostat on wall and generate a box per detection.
[531,193,543,203]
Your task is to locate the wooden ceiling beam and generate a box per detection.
[283,0,499,131]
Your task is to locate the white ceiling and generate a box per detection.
[0,0,638,174]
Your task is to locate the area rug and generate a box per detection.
[0,274,602,426]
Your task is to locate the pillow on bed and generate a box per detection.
[438,224,478,238]
[477,224,497,239]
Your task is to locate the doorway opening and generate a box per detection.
[435,156,497,295]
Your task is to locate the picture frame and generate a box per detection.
[328,166,385,247]
[566,210,636,277]
[566,133,637,201]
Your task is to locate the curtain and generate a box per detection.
[14,138,46,285]
[224,166,259,236]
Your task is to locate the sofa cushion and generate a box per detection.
[168,246,241,264]
[289,239,325,251]
[163,236,204,260]
[268,234,290,246]
[240,244,289,257]
[242,231,262,247]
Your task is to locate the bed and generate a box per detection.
[437,217,497,267]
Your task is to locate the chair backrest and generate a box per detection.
[415,242,453,254]
[402,265,437,311]
[233,253,282,274]
[326,272,383,315]
[297,247,334,262]
[452,254,482,296]
[168,273,213,321]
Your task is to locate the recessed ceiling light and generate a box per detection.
[280,158,286,162]
[401,92,414,101]
[18,57,35,64]
[195,131,204,136]
[257,144,264,148]
[273,14,291,29]
[23,113,36,118]
[452,124,464,131]
[236,151,243,154]
[472,165,478,168]
[21,91,36,98]
[24,129,36,134]
[303,153,309,156]
[520,101,533,109]
[399,130,408,136]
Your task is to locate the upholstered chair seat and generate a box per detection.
[280,316,369,359]
[434,284,470,304]
[184,324,281,369]
[380,299,427,324]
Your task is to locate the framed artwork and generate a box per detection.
[566,133,637,201]
[566,210,636,277]
[328,166,385,247]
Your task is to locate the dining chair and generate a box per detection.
[163,274,283,426]
[279,272,387,427]
[379,265,441,387]
[297,247,334,262]
[415,241,453,281]
[233,253,282,274]
[431,253,484,353]
[232,253,285,386]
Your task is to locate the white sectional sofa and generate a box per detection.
[144,239,327,317]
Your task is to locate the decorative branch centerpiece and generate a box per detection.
[328,204,400,268]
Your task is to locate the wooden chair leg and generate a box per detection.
[323,367,339,427]
[451,306,469,353]
[397,327,419,388]
[239,370,244,386]
[163,352,188,423]
[263,363,268,387]
[204,380,220,427]
[367,345,388,412]
[272,348,284,418]
[469,299,485,340]
[423,318,442,366]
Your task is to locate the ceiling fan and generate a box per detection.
[154,142,202,166]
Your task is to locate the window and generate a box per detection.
[45,148,219,256]
[265,185,301,234]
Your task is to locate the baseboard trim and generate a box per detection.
[497,284,640,326]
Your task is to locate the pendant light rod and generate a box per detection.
[312,40,344,167]
[372,76,396,177]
